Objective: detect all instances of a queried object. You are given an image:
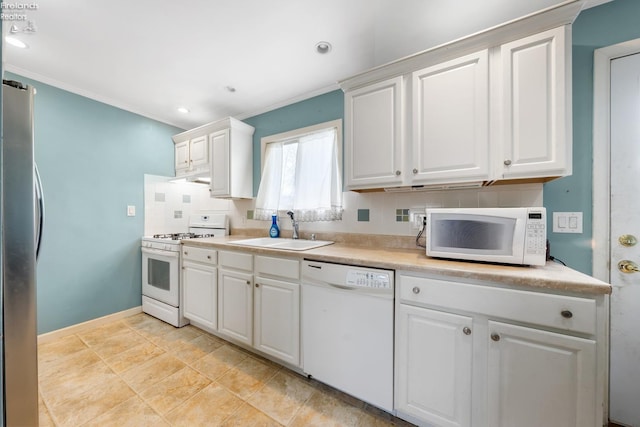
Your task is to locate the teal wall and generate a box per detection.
[244,90,344,196]
[544,0,640,274]
[6,73,182,334]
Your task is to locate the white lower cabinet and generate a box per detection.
[217,251,254,346]
[254,276,300,366]
[396,305,473,427]
[254,255,301,367]
[487,321,596,427]
[181,247,218,331]
[395,272,603,427]
[217,268,253,346]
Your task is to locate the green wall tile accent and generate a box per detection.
[357,209,370,222]
[247,210,254,220]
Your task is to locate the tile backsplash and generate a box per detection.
[144,175,542,237]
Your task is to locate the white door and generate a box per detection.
[395,304,473,427]
[217,268,253,345]
[500,26,570,179]
[412,50,489,184]
[210,129,230,197]
[182,261,217,330]
[254,276,300,366]
[609,52,640,426]
[189,135,209,167]
[487,321,596,427]
[344,76,404,189]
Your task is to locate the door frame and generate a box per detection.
[592,38,640,282]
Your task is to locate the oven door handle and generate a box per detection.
[141,247,180,258]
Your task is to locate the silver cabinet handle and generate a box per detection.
[503,159,512,166]
[561,310,573,319]
[463,327,471,335]
[395,170,401,176]
[413,168,418,174]
[491,333,500,342]
[207,255,211,260]
[412,286,420,294]
[184,251,188,256]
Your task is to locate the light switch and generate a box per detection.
[127,205,136,217]
[553,212,583,233]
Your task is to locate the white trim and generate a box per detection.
[592,39,640,282]
[37,306,142,345]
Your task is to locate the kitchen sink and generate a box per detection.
[228,237,334,251]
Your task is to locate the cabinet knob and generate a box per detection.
[255,283,260,288]
[463,327,471,335]
[395,170,401,176]
[207,255,211,260]
[491,333,500,342]
[412,168,418,174]
[181,266,185,270]
[412,286,420,294]
[503,159,512,166]
[246,281,251,286]
[561,310,573,319]
[184,251,188,255]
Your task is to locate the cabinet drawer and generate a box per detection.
[182,246,217,265]
[255,255,300,281]
[399,274,596,335]
[219,250,253,271]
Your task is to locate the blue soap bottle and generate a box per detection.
[269,214,280,238]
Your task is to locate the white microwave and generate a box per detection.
[425,207,547,266]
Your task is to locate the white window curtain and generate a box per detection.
[255,127,343,222]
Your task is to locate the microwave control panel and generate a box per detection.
[525,210,546,256]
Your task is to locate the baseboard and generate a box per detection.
[37,306,142,345]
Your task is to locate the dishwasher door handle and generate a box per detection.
[327,283,355,291]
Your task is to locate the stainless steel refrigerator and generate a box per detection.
[2,79,43,426]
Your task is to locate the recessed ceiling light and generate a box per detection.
[5,37,28,49]
[315,41,332,54]
[177,107,190,114]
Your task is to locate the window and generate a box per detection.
[255,119,343,222]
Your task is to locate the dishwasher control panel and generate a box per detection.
[346,270,391,289]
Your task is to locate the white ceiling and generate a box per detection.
[2,0,611,130]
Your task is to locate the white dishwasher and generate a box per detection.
[301,260,394,412]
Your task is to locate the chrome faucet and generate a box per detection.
[286,211,299,239]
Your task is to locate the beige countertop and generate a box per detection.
[182,236,611,296]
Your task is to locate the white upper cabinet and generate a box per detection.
[175,140,190,174]
[172,117,254,198]
[340,2,579,190]
[344,76,404,189]
[412,50,490,184]
[499,26,571,179]
[174,135,209,177]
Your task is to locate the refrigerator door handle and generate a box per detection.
[35,163,44,260]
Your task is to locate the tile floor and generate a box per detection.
[38,313,414,426]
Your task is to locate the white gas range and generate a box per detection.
[141,213,228,327]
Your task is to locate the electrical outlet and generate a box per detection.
[409,208,427,229]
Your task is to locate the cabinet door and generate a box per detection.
[500,26,571,179]
[217,268,253,345]
[487,321,596,427]
[344,76,404,189]
[412,50,490,184]
[396,304,473,427]
[254,276,300,366]
[182,261,217,331]
[189,135,209,168]
[175,140,190,173]
[209,129,230,197]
